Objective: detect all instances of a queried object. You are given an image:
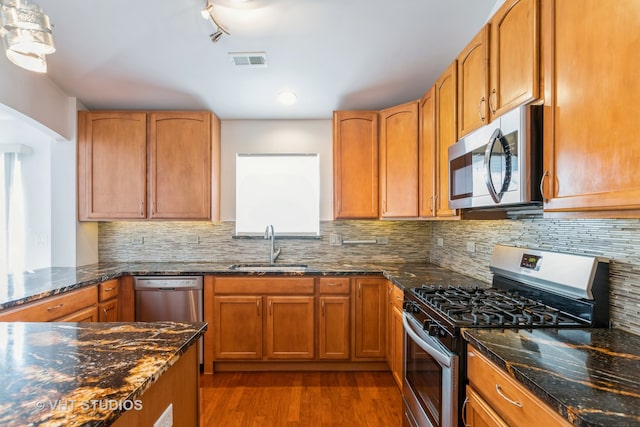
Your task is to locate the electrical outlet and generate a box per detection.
[329,233,342,246]
[154,403,173,427]
[466,241,476,253]
[437,237,444,247]
[131,237,144,245]
[376,236,389,245]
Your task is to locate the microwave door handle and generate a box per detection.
[484,128,508,203]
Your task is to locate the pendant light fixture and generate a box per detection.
[0,0,55,73]
[201,0,229,43]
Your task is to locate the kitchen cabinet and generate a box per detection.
[386,283,404,388]
[332,111,379,219]
[466,346,571,427]
[354,277,387,359]
[435,61,459,217]
[78,110,221,221]
[541,0,640,216]
[265,296,315,359]
[318,277,351,360]
[77,111,147,220]
[457,26,489,137]
[419,86,437,217]
[457,0,539,138]
[98,279,120,322]
[0,285,98,322]
[379,101,419,218]
[211,277,315,362]
[148,112,214,219]
[489,0,539,120]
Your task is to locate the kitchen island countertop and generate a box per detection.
[0,321,206,427]
[463,328,640,427]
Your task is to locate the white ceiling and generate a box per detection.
[35,0,499,120]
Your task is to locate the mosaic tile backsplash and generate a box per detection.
[98,220,431,265]
[430,218,640,335]
[99,217,640,335]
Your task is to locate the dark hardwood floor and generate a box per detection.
[199,371,403,427]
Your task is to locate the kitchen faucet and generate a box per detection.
[264,224,281,264]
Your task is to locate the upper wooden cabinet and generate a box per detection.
[77,111,147,220]
[332,111,379,219]
[435,61,459,218]
[489,0,540,120]
[78,110,220,221]
[379,101,419,218]
[148,112,213,219]
[457,26,489,137]
[457,0,539,138]
[541,0,640,216]
[419,87,437,217]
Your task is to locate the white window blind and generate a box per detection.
[235,153,320,236]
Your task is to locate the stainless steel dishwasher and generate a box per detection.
[134,276,203,363]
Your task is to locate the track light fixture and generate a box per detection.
[201,1,229,43]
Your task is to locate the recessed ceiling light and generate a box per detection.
[277,91,297,106]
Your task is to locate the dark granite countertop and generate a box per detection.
[463,328,640,427]
[0,321,206,427]
[0,261,488,311]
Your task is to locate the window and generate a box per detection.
[235,153,320,236]
[0,150,26,277]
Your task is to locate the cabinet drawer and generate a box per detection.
[391,285,404,310]
[98,279,119,301]
[0,286,98,322]
[318,277,350,294]
[467,347,571,427]
[214,277,315,294]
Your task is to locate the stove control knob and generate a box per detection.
[403,302,419,314]
[427,323,439,336]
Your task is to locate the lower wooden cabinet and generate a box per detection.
[0,285,98,322]
[354,278,387,359]
[265,296,315,359]
[211,277,315,362]
[466,345,571,427]
[387,283,404,388]
[98,279,120,322]
[318,277,351,360]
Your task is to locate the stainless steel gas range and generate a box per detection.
[401,245,609,427]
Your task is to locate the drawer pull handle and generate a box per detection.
[104,287,116,292]
[495,384,522,408]
[47,303,64,311]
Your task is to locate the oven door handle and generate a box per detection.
[403,313,454,368]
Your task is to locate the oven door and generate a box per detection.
[402,313,458,427]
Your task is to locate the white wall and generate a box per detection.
[0,56,98,269]
[220,120,333,221]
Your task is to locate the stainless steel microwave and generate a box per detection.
[448,104,542,209]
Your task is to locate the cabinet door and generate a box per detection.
[419,86,437,217]
[56,306,99,322]
[542,0,640,215]
[354,278,386,359]
[148,112,212,219]
[379,101,419,217]
[98,299,119,322]
[213,296,263,360]
[77,111,147,220]
[318,296,350,360]
[332,111,379,219]
[465,386,510,427]
[435,62,459,218]
[266,296,315,359]
[458,26,489,137]
[490,0,539,119]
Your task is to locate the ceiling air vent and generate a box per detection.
[229,52,268,68]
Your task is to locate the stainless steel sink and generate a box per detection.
[228,263,308,272]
